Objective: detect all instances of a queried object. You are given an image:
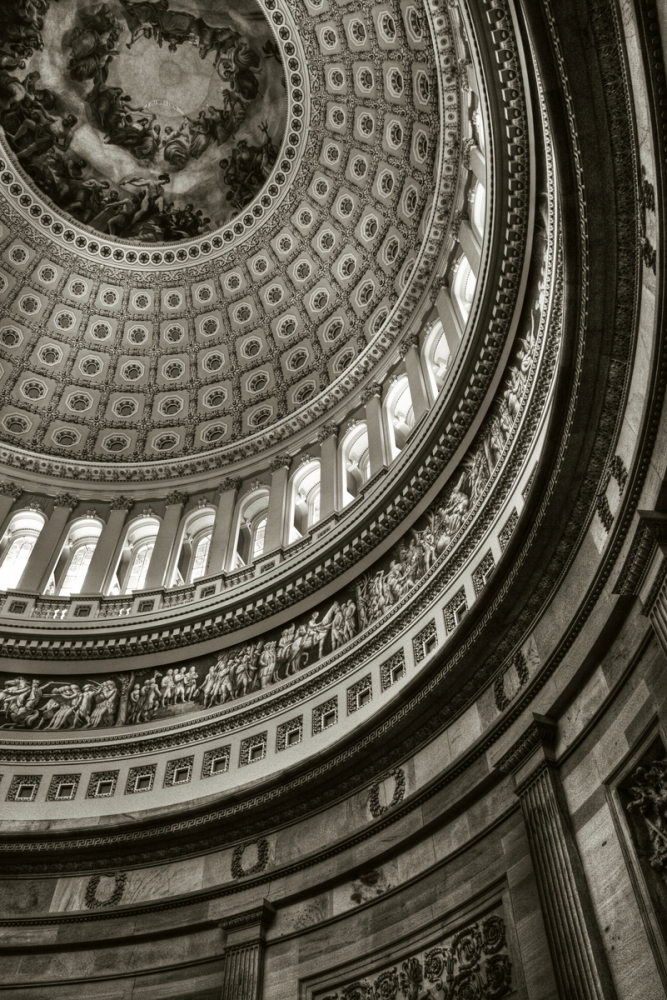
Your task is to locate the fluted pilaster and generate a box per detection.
[220,899,275,1000]
[496,714,617,1000]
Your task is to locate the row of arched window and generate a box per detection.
[0,319,465,596]
[0,135,486,598]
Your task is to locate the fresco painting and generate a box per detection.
[0,0,287,241]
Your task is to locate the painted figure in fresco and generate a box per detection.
[215,38,261,99]
[219,123,277,210]
[162,122,190,169]
[6,111,78,161]
[119,0,196,51]
[0,0,283,241]
[67,3,120,81]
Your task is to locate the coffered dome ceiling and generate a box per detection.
[0,0,457,473]
[0,0,577,862]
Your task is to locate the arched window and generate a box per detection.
[125,541,154,593]
[289,461,321,543]
[232,489,270,568]
[252,517,267,559]
[47,517,103,596]
[452,255,477,324]
[471,180,486,240]
[168,507,216,586]
[0,510,45,590]
[340,424,371,506]
[384,376,415,461]
[108,516,160,595]
[472,107,485,154]
[190,534,210,582]
[423,321,451,399]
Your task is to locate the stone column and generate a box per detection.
[468,144,485,184]
[400,336,430,423]
[18,493,78,593]
[81,496,134,595]
[435,285,463,355]
[459,219,481,276]
[0,482,22,537]
[220,899,275,1000]
[361,383,387,478]
[207,478,242,575]
[264,456,291,554]
[318,424,338,520]
[144,490,188,590]
[495,714,617,1000]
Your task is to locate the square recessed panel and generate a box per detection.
[3,242,37,271]
[94,284,124,312]
[11,287,49,321]
[105,392,145,422]
[63,273,93,305]
[47,421,90,453]
[270,227,299,260]
[291,201,319,235]
[0,268,16,302]
[220,268,248,298]
[85,316,118,347]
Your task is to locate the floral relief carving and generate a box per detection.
[316,912,511,1000]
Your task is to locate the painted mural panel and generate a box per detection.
[0,0,287,240]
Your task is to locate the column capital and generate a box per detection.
[495,713,557,791]
[53,493,79,509]
[317,422,338,443]
[361,381,383,405]
[451,209,467,240]
[219,477,242,494]
[398,333,420,359]
[165,489,188,507]
[219,899,276,938]
[0,482,22,499]
[462,136,476,169]
[269,454,291,473]
[108,495,134,511]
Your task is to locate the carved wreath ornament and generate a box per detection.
[368,768,406,819]
[230,837,269,879]
[319,914,511,1000]
[84,872,127,909]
